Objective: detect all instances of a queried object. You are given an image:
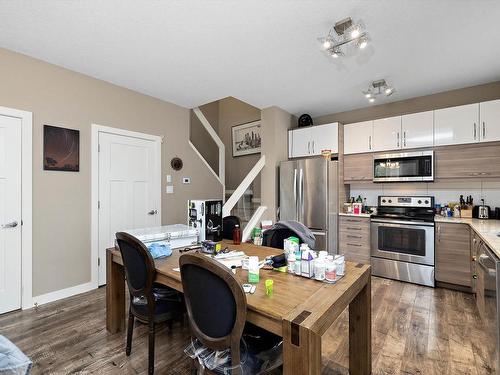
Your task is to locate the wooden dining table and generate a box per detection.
[106,240,372,375]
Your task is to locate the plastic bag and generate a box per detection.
[0,335,32,375]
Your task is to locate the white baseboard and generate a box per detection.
[32,281,95,307]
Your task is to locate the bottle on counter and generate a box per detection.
[233,224,241,245]
[325,255,337,283]
[248,256,260,283]
[356,195,363,203]
[287,252,296,274]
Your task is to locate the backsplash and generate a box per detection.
[349,181,500,209]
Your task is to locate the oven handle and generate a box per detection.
[371,218,435,227]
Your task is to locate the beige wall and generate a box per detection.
[0,47,222,296]
[217,97,261,197]
[314,81,500,125]
[261,106,293,221]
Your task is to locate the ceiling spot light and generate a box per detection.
[318,17,369,58]
[363,79,396,102]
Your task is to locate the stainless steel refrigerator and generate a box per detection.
[279,158,339,253]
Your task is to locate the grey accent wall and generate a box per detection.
[0,47,222,296]
[313,81,500,125]
[217,97,261,198]
[189,101,220,173]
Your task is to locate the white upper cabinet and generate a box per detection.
[289,127,313,158]
[434,103,479,146]
[288,123,338,158]
[401,111,434,149]
[344,121,373,155]
[310,123,338,155]
[479,99,500,143]
[372,116,402,152]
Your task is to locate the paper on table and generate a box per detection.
[173,267,180,272]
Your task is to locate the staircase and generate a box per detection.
[225,189,260,229]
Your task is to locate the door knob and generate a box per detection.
[1,221,18,229]
[148,210,158,215]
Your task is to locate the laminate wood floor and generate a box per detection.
[0,277,493,375]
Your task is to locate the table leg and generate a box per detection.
[106,249,125,333]
[283,312,321,374]
[349,277,372,375]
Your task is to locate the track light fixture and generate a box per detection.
[318,17,369,58]
[363,79,395,103]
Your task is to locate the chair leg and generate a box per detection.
[148,321,155,375]
[126,311,134,356]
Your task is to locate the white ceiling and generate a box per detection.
[1,1,500,117]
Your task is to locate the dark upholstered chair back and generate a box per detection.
[180,253,247,352]
[262,227,298,249]
[115,232,155,298]
[222,216,241,240]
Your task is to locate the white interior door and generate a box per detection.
[98,131,161,285]
[0,115,22,314]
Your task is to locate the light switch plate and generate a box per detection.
[182,177,191,184]
[166,174,172,183]
[166,185,174,194]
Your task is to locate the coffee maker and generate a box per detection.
[188,199,223,242]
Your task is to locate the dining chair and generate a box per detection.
[115,232,184,375]
[222,216,241,240]
[179,253,282,374]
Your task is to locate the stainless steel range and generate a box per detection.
[371,196,435,287]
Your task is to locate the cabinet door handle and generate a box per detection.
[482,121,486,139]
[403,131,406,147]
[369,135,372,150]
[312,141,315,154]
[308,141,310,154]
[397,132,400,148]
[346,227,362,231]
[437,225,441,242]
[473,123,477,140]
[472,274,477,280]
[347,243,362,247]
[347,235,362,239]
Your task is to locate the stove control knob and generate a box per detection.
[388,199,392,203]
[425,200,429,204]
[418,200,422,204]
[382,199,386,203]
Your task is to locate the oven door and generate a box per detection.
[373,151,433,182]
[371,219,435,266]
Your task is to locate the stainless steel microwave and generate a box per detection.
[373,150,434,182]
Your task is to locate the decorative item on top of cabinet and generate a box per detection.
[288,122,338,158]
[435,222,471,289]
[339,216,370,264]
[343,153,372,182]
[434,142,500,179]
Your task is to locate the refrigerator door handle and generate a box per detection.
[299,168,304,222]
[293,168,298,220]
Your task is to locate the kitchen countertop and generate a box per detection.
[339,213,372,218]
[434,216,500,259]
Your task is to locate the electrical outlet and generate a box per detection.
[182,177,191,184]
[166,185,174,194]
[166,174,172,183]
